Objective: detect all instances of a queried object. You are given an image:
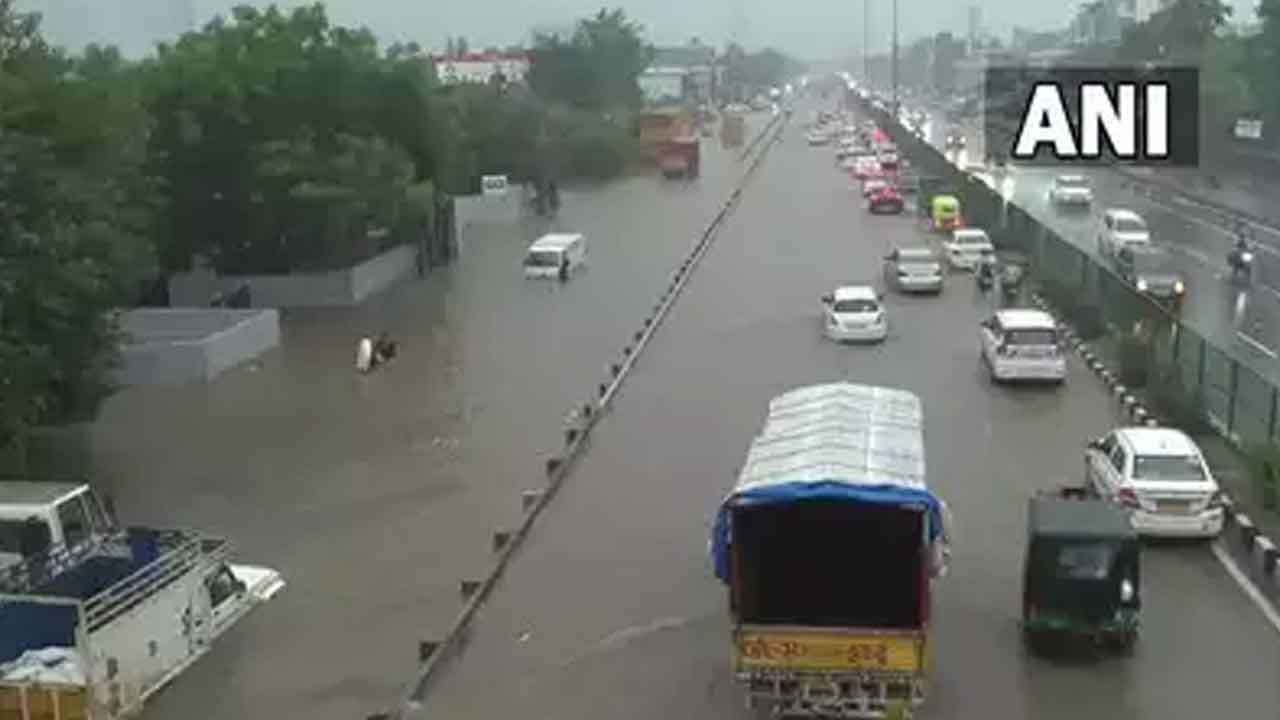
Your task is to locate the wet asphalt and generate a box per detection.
[926,111,1280,384]
[90,117,770,720]
[406,99,1280,720]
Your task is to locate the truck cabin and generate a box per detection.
[0,482,113,574]
[730,499,930,630]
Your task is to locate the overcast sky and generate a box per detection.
[29,0,1082,61]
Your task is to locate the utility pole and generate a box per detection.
[862,0,869,84]
[891,0,899,116]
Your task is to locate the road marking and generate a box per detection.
[1238,331,1279,359]
[1211,541,1280,636]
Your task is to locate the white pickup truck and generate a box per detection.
[0,481,283,719]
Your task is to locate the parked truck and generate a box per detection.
[0,481,283,720]
[710,383,950,718]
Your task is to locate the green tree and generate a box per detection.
[0,0,157,451]
[142,3,433,274]
[528,7,651,111]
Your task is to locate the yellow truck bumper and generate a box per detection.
[731,627,928,718]
[1,683,89,720]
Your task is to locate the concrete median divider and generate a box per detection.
[376,107,792,719]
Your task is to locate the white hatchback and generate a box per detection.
[979,309,1066,383]
[1097,208,1151,258]
[821,286,887,343]
[1085,427,1225,539]
[945,228,995,271]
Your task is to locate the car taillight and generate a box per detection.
[1117,487,1140,509]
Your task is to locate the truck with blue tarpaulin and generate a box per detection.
[710,383,951,719]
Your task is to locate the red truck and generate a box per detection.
[658,136,701,179]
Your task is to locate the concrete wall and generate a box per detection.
[114,308,281,386]
[168,244,418,308]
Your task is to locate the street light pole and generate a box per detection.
[891,0,899,116]
[862,0,869,84]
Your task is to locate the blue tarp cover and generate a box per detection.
[708,383,948,583]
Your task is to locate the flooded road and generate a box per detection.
[407,97,1280,720]
[87,116,774,720]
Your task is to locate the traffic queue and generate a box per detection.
[712,104,1232,720]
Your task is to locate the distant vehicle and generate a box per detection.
[861,177,891,198]
[1022,490,1140,653]
[0,481,283,720]
[944,228,995,270]
[1085,427,1226,539]
[524,233,587,279]
[868,185,905,214]
[806,129,831,146]
[883,246,944,293]
[711,383,949,719]
[1097,208,1151,258]
[878,148,900,170]
[945,133,966,150]
[978,308,1067,384]
[852,155,881,179]
[1049,174,1094,206]
[820,285,888,343]
[1114,244,1185,308]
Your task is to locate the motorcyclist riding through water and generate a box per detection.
[1229,221,1255,281]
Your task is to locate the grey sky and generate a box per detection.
[30,0,1078,61]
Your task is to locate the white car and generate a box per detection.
[979,309,1066,384]
[1097,208,1151,258]
[821,286,887,343]
[1085,427,1225,539]
[1049,174,1093,206]
[807,129,831,146]
[861,177,890,198]
[944,228,995,270]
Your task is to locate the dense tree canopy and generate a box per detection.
[0,0,157,447]
[528,8,651,111]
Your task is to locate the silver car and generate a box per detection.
[883,246,945,294]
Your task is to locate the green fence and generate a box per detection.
[858,98,1280,512]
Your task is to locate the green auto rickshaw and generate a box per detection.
[1022,489,1140,654]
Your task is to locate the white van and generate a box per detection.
[979,309,1066,384]
[524,233,586,278]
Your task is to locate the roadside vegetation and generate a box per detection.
[0,1,657,457]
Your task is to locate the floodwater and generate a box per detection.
[81,117,770,720]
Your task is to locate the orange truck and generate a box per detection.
[710,383,951,719]
[657,137,700,178]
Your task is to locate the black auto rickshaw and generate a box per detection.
[1022,489,1140,654]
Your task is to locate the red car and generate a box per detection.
[868,185,905,214]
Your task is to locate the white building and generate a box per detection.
[432,52,531,86]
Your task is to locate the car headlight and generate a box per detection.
[1121,578,1134,603]
[1242,251,1255,263]
[1174,280,1185,294]
[1137,279,1149,292]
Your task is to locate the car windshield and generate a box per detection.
[525,250,562,267]
[1132,455,1206,482]
[1056,176,1088,188]
[898,250,937,263]
[833,299,878,313]
[1115,217,1147,233]
[1056,542,1117,581]
[956,232,988,245]
[1006,329,1057,346]
[1131,250,1176,274]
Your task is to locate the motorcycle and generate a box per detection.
[1001,264,1025,303]
[976,258,996,292]
[1229,242,1254,283]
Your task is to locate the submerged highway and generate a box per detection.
[406,100,1280,719]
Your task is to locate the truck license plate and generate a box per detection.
[735,631,921,672]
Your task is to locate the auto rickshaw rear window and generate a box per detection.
[1056,542,1116,580]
